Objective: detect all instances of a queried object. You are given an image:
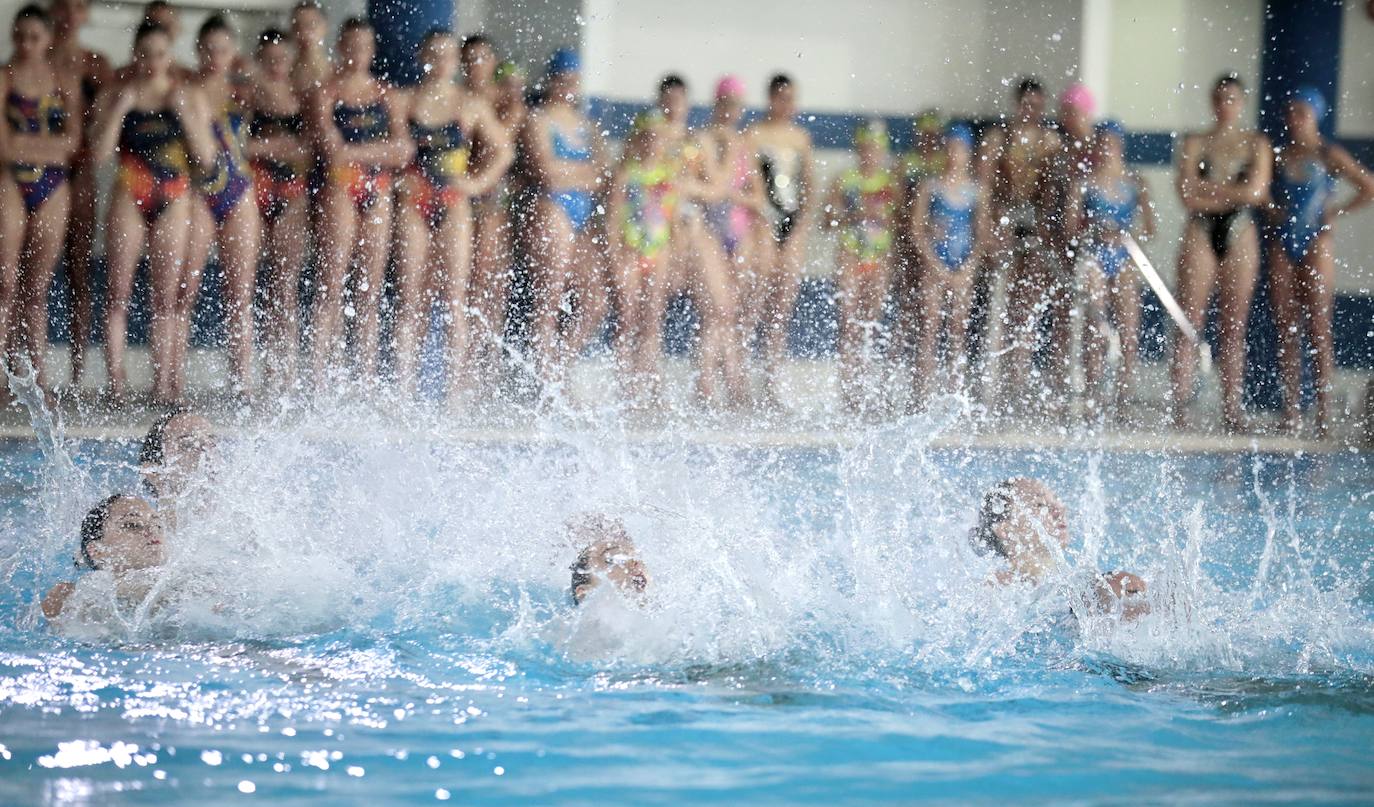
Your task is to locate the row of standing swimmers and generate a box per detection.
[40,409,1148,629]
[2,2,1373,430]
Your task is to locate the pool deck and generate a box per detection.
[2,348,1369,454]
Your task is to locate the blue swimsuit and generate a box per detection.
[928,181,977,270]
[1273,150,1336,262]
[547,121,594,233]
[1082,178,1138,278]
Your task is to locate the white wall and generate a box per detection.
[1338,0,1374,138]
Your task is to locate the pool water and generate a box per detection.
[0,414,1372,804]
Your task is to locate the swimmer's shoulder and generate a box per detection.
[41,582,75,620]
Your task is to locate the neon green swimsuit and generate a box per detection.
[621,159,677,261]
[838,167,897,263]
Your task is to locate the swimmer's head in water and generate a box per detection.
[971,478,1069,583]
[1286,86,1326,135]
[854,119,889,159]
[140,409,215,500]
[1013,76,1045,119]
[1211,72,1246,124]
[1092,119,1126,163]
[567,515,648,605]
[944,122,974,160]
[78,495,165,573]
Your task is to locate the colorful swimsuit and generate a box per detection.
[621,159,677,265]
[407,118,469,224]
[837,168,897,267]
[248,108,307,221]
[928,180,977,271]
[199,96,253,224]
[546,119,594,233]
[116,107,191,223]
[704,147,753,259]
[1273,150,1336,262]
[4,89,68,213]
[329,99,392,210]
[1081,177,1138,278]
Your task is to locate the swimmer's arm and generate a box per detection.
[1134,174,1158,240]
[820,176,843,230]
[797,132,817,219]
[308,80,343,158]
[41,582,74,620]
[1323,144,1374,224]
[1093,571,1149,620]
[1229,132,1273,207]
[1175,134,1218,212]
[174,85,220,173]
[737,140,770,214]
[462,99,513,196]
[87,83,137,162]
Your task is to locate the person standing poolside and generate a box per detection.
[828,120,898,413]
[1169,74,1272,433]
[1041,83,1098,408]
[970,477,1147,619]
[606,111,678,404]
[308,17,412,385]
[701,75,769,402]
[909,123,989,409]
[463,42,523,391]
[41,495,168,625]
[246,29,311,394]
[748,74,815,407]
[984,77,1062,416]
[655,74,746,408]
[181,15,261,402]
[48,0,111,389]
[518,48,608,390]
[0,5,79,394]
[392,29,511,403]
[891,109,946,372]
[290,1,332,98]
[1267,87,1374,437]
[1065,121,1156,418]
[90,21,216,405]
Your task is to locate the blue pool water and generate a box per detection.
[0,420,1372,804]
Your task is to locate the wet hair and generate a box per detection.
[970,479,1024,558]
[133,19,168,46]
[460,32,492,54]
[138,407,190,470]
[1015,76,1045,100]
[143,0,172,18]
[658,74,687,96]
[77,494,126,570]
[569,546,595,605]
[14,4,51,28]
[767,73,793,97]
[1213,72,1244,94]
[421,26,455,50]
[257,27,288,51]
[340,16,373,37]
[197,13,233,44]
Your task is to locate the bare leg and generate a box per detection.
[66,162,98,386]
[351,196,394,379]
[261,200,308,394]
[17,185,73,390]
[1169,223,1218,427]
[528,199,577,385]
[762,221,808,400]
[102,195,148,401]
[0,181,24,378]
[1215,222,1260,431]
[220,198,263,395]
[392,198,430,394]
[436,203,474,403]
[1109,271,1141,411]
[147,200,192,403]
[1299,239,1337,436]
[469,203,513,385]
[308,192,357,385]
[911,262,943,408]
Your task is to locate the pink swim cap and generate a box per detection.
[1059,82,1096,113]
[715,74,746,100]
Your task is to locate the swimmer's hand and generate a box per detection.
[1093,571,1149,620]
[41,582,74,620]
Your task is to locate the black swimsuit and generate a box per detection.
[1192,157,1253,260]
